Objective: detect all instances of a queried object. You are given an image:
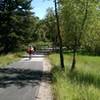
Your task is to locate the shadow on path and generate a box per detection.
[0,68,52,89]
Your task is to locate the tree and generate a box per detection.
[0,0,33,53]
[82,7,100,55]
[61,0,98,71]
[45,8,58,46]
[54,0,64,70]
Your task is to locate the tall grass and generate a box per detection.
[0,52,23,67]
[49,54,100,100]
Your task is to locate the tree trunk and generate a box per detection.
[54,0,64,70]
[71,38,77,71]
[71,48,76,71]
[71,1,88,72]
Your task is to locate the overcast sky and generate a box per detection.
[31,0,54,19]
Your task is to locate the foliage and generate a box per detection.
[0,0,34,53]
[36,7,57,45]
[31,41,52,50]
[82,6,100,55]
[45,8,57,43]
[60,0,99,70]
[61,0,96,48]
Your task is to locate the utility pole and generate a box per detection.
[54,0,64,70]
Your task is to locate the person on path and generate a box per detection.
[27,45,34,59]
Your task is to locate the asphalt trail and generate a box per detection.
[0,56,43,100]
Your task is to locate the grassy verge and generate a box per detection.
[0,52,24,67]
[49,53,100,100]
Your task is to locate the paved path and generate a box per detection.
[0,55,45,100]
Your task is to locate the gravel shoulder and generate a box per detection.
[36,58,53,100]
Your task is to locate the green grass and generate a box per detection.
[0,52,23,67]
[49,53,100,100]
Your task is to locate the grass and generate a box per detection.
[0,52,23,67]
[49,53,100,100]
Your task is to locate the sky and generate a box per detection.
[31,0,54,19]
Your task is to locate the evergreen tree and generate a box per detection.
[0,0,33,53]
